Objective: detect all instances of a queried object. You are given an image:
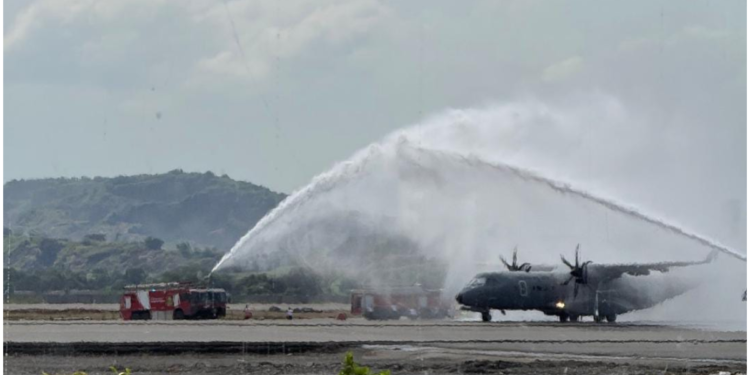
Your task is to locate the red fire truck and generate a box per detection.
[120,282,229,321]
[350,286,453,320]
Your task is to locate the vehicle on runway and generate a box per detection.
[120,282,229,320]
[351,286,453,320]
[455,246,717,323]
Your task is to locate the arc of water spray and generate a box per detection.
[213,142,746,274]
[408,145,747,262]
[211,145,384,273]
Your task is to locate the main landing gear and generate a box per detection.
[481,311,492,322]
[558,311,614,323]
[593,314,616,323]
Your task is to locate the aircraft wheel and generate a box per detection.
[606,314,617,323]
[559,314,569,323]
[593,315,603,323]
[481,311,492,322]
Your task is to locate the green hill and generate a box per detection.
[4,170,286,250]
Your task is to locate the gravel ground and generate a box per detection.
[5,346,745,375]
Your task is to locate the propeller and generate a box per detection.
[500,246,532,272]
[560,244,592,299]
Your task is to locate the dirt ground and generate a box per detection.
[3,303,351,321]
[6,346,745,375]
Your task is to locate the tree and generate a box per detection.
[176,242,191,257]
[144,237,164,250]
[241,274,279,295]
[83,234,106,242]
[87,269,113,290]
[38,239,65,267]
[123,268,147,285]
[280,267,322,297]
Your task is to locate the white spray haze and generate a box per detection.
[213,94,746,327]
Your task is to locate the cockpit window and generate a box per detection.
[469,277,486,287]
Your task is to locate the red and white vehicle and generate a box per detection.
[350,286,453,320]
[120,282,229,321]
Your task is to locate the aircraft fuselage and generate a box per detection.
[455,271,691,320]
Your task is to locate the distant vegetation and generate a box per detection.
[4,230,361,303]
[3,170,448,304]
[4,169,286,249]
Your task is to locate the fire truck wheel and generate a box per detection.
[173,309,185,320]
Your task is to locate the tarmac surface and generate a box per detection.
[5,320,746,360]
[4,319,746,374]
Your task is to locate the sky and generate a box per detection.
[4,1,747,249]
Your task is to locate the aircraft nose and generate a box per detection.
[455,292,463,304]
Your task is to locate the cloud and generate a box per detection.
[4,0,169,51]
[6,0,389,86]
[682,25,732,40]
[192,0,389,82]
[541,56,583,82]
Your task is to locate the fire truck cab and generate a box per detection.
[120,282,229,321]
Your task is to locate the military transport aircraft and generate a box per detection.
[455,245,718,323]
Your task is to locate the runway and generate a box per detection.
[5,320,745,358]
[4,320,746,374]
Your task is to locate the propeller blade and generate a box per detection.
[574,283,580,299]
[575,244,580,268]
[512,247,518,268]
[562,274,575,286]
[499,255,511,270]
[581,260,592,282]
[518,262,531,272]
[561,255,574,269]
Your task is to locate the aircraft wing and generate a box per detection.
[590,250,718,282]
[526,264,557,272]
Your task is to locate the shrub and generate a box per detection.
[83,233,107,242]
[144,236,164,250]
[338,352,390,375]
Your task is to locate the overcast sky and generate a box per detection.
[4,1,746,245]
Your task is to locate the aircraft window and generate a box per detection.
[469,277,486,287]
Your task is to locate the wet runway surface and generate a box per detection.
[5,320,746,374]
[5,320,745,363]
